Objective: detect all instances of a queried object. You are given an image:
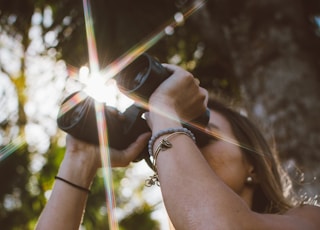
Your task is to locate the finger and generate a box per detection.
[124,132,151,157]
[144,112,152,128]
[115,132,151,166]
[194,78,200,86]
[162,63,193,77]
[162,64,200,88]
[200,87,208,106]
[161,63,179,72]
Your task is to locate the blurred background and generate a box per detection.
[0,0,320,229]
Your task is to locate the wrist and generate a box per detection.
[149,109,182,132]
[57,147,98,188]
[149,100,181,129]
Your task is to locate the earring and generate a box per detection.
[246,176,253,185]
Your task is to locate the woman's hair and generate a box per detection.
[207,98,295,213]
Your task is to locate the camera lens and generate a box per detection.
[132,66,148,89]
[58,98,86,129]
[117,55,149,93]
[116,53,171,100]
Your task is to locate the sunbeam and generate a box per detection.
[100,0,208,82]
[57,1,218,229]
[83,0,119,228]
[0,136,26,163]
[61,4,267,225]
[94,101,119,229]
[57,91,88,118]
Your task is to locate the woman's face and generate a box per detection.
[200,110,254,196]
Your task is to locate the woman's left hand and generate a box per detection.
[65,132,151,170]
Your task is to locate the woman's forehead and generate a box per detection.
[208,110,239,143]
[209,110,232,132]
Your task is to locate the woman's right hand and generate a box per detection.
[148,64,208,124]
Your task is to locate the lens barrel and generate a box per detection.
[116,53,170,101]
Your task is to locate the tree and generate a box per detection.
[0,0,161,228]
[189,0,320,199]
[1,0,320,229]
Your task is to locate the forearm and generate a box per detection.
[156,141,252,229]
[36,147,97,230]
[150,115,252,229]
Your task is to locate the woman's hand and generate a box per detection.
[107,132,151,167]
[36,132,150,230]
[148,64,208,123]
[65,132,151,170]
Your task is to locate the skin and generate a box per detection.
[35,133,151,230]
[200,110,256,208]
[147,64,320,229]
[36,64,320,230]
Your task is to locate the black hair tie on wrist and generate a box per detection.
[55,176,91,194]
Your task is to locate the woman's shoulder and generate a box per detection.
[286,203,320,215]
[285,204,320,228]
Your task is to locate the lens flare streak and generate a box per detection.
[95,102,119,229]
[83,0,119,228]
[62,0,262,227]
[0,136,26,163]
[195,124,263,156]
[205,128,262,155]
[57,91,88,118]
[83,0,99,73]
[147,104,262,156]
[100,0,208,82]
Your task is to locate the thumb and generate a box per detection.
[124,132,151,157]
[116,132,151,166]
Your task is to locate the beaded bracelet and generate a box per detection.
[145,128,196,187]
[148,127,196,157]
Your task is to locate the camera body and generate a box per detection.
[57,53,210,164]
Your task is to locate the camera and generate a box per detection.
[57,53,210,167]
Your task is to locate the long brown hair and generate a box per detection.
[208,99,295,213]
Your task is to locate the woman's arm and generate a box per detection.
[147,64,320,229]
[155,131,320,229]
[36,133,150,230]
[35,137,99,230]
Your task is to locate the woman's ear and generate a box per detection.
[246,165,259,185]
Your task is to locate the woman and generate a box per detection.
[36,64,320,229]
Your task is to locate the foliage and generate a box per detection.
[0,144,43,229]
[119,203,160,230]
[1,0,320,228]
[0,0,170,228]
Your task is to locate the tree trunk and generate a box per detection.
[194,0,320,199]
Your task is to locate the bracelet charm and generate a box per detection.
[145,128,196,187]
